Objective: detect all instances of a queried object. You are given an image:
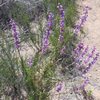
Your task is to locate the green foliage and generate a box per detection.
[43,0,77,27]
[65,2,77,27]
[87,90,93,96]
[9,2,30,27]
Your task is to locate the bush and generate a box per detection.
[0,1,87,100]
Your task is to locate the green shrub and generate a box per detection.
[0,1,78,100]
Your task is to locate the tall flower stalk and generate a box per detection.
[74,43,99,72]
[57,3,65,42]
[42,12,54,53]
[83,52,99,74]
[84,47,96,64]
[27,56,33,67]
[74,6,91,35]
[73,42,99,90]
[10,19,20,49]
[80,77,89,89]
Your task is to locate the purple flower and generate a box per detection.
[58,33,64,42]
[83,53,99,74]
[76,45,89,66]
[80,77,89,89]
[10,19,20,49]
[74,6,91,35]
[56,83,62,92]
[81,45,89,57]
[60,46,66,55]
[57,3,65,42]
[42,12,54,53]
[74,42,99,75]
[73,43,85,67]
[84,47,96,64]
[74,43,88,62]
[74,42,84,56]
[27,57,33,67]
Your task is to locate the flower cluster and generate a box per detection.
[56,82,62,92]
[27,56,33,67]
[73,43,85,66]
[81,45,89,58]
[80,77,89,89]
[57,3,65,42]
[74,43,99,90]
[60,46,66,55]
[83,52,99,74]
[74,42,84,56]
[84,47,96,64]
[74,43,99,73]
[10,19,20,49]
[74,6,91,35]
[42,12,54,53]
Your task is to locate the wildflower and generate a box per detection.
[81,45,89,57]
[42,12,54,53]
[77,45,89,66]
[74,42,99,75]
[78,45,89,63]
[60,46,66,55]
[80,77,89,89]
[83,53,99,74]
[58,33,64,42]
[74,42,84,56]
[56,82,62,92]
[73,43,85,68]
[74,43,89,63]
[84,47,96,64]
[10,19,20,49]
[27,57,33,67]
[74,6,91,35]
[57,3,65,42]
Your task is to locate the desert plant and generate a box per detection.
[1,1,94,100]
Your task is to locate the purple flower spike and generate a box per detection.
[74,6,91,35]
[57,3,65,42]
[10,19,20,49]
[84,47,96,64]
[27,57,33,67]
[81,45,89,57]
[56,83,62,92]
[60,46,66,55]
[74,42,99,75]
[83,53,99,74]
[80,77,89,89]
[58,33,64,42]
[74,42,84,56]
[42,12,54,53]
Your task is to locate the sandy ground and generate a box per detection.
[78,0,100,99]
